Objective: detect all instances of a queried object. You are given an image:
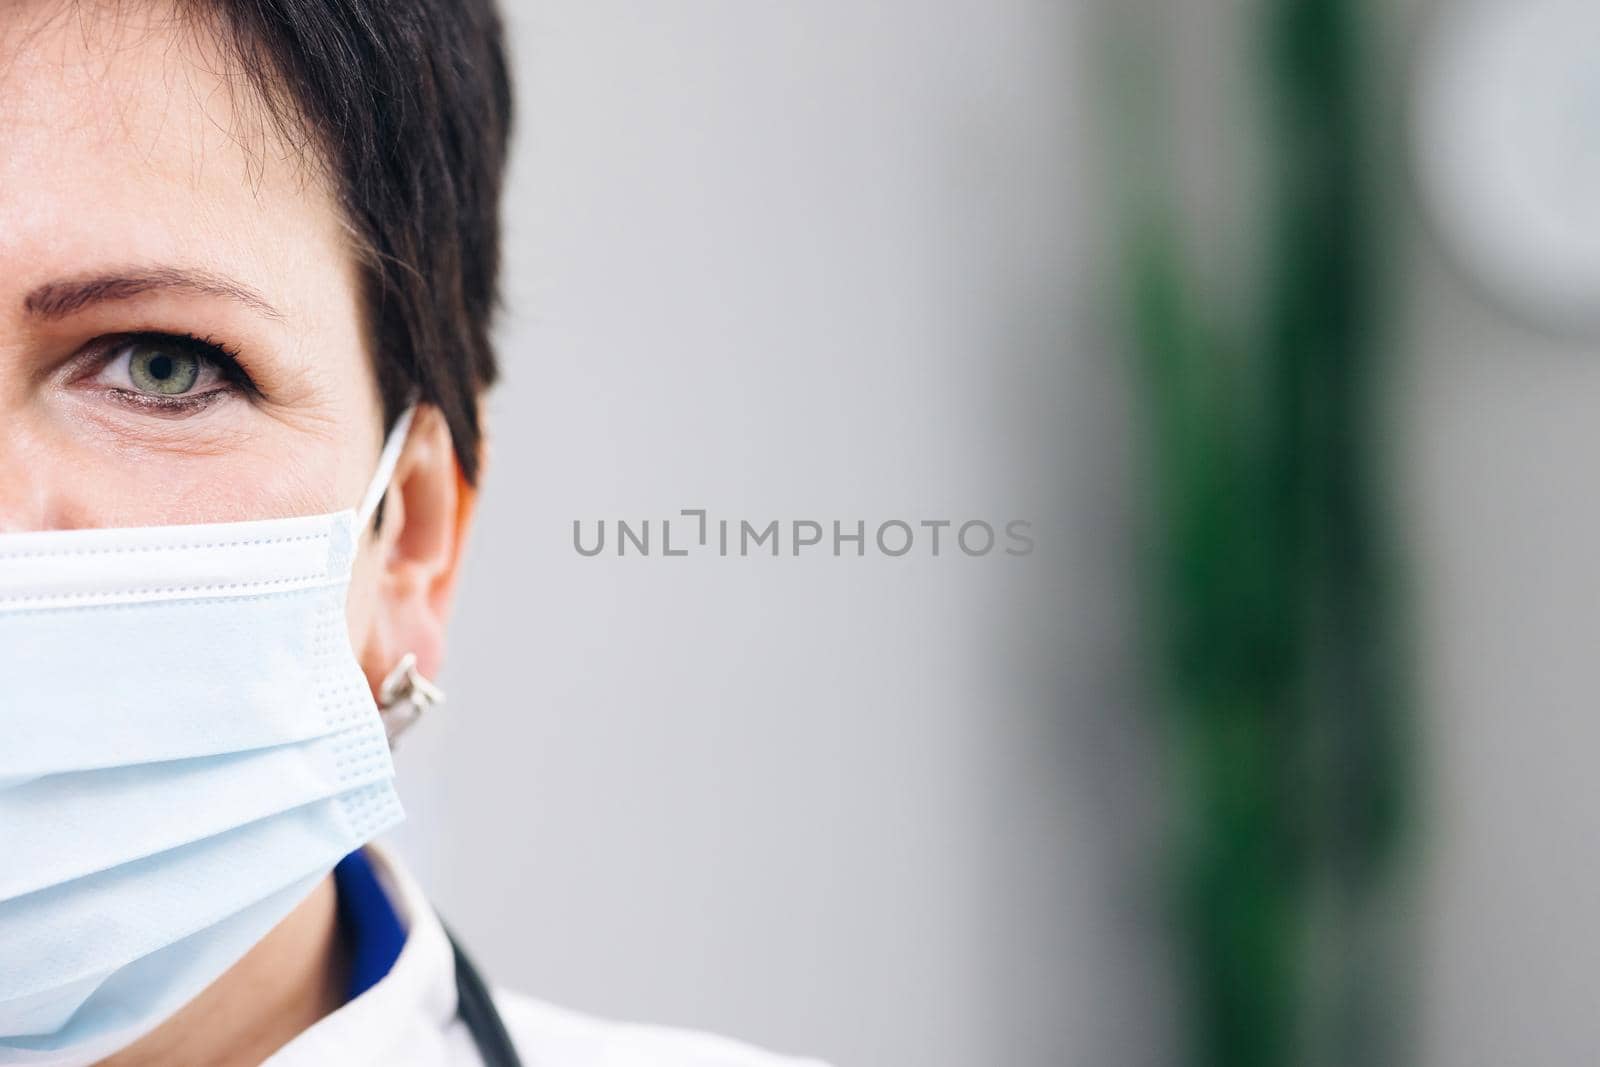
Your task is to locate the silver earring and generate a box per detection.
[378,652,446,745]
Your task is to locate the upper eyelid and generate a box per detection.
[117,331,235,357]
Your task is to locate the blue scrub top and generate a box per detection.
[333,849,409,1001]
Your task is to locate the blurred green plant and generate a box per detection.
[1106,2,1409,1065]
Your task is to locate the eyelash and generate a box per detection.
[90,331,260,415]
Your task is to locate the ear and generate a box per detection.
[355,405,481,693]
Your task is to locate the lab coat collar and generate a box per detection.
[263,843,459,1066]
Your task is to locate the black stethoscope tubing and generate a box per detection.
[444,924,524,1067]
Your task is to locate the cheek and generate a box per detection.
[0,408,338,532]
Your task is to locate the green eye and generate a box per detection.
[128,345,201,395]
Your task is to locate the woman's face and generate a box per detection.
[0,1,460,670]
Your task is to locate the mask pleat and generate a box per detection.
[0,873,327,1055]
[0,585,367,781]
[0,717,393,900]
[0,780,402,1004]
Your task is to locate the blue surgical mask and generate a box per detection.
[0,409,417,1066]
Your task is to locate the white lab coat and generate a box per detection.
[263,846,828,1067]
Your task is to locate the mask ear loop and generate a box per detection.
[356,404,418,532]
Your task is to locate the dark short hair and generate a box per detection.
[188,0,512,483]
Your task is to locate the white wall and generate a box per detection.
[386,4,1168,1067]
[1402,241,1600,1067]
[1402,131,1600,1067]
[1380,2,1600,1063]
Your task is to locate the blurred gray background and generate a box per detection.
[380,2,1600,1066]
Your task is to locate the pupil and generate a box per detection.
[149,355,174,381]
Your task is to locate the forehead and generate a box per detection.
[0,0,352,323]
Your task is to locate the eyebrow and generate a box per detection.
[22,267,283,322]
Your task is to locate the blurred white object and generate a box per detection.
[1414,0,1600,332]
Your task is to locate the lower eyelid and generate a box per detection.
[98,385,236,418]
